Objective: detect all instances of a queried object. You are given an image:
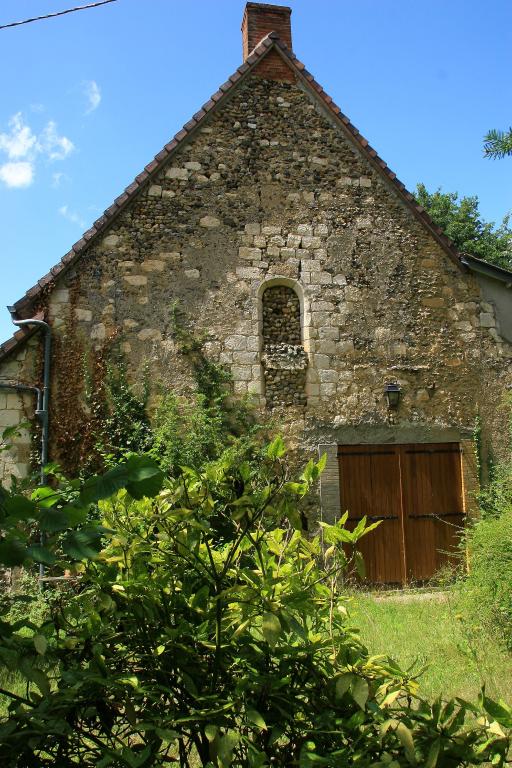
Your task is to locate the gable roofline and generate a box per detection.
[0,32,475,362]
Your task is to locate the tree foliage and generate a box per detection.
[415,183,512,269]
[0,441,510,766]
[484,128,512,160]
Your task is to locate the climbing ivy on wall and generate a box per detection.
[149,302,263,475]
[48,299,263,478]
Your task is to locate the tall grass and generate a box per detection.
[458,509,512,650]
[349,591,512,701]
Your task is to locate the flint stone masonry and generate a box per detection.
[262,286,301,345]
[0,68,511,485]
[261,285,307,407]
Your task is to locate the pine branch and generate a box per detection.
[483,127,512,159]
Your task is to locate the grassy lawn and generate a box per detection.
[348,590,512,702]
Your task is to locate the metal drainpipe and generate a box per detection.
[11,318,52,582]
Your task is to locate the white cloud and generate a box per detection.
[84,80,101,114]
[0,113,38,159]
[41,121,74,160]
[0,161,34,188]
[59,204,85,228]
[52,171,68,188]
[0,112,74,189]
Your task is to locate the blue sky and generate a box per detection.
[0,0,510,342]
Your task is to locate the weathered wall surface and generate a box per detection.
[0,69,510,493]
[0,338,39,485]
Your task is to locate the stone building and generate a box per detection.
[1,3,511,584]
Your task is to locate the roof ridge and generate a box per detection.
[1,32,485,361]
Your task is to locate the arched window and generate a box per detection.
[261,283,307,408]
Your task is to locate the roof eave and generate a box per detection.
[461,253,512,286]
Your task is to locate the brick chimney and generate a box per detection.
[241,3,292,60]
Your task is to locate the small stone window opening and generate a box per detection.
[261,285,307,408]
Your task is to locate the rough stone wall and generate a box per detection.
[0,69,511,487]
[0,338,39,484]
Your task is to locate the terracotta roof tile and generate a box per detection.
[114,192,129,206]
[75,238,89,252]
[104,204,118,218]
[38,274,53,288]
[93,214,108,228]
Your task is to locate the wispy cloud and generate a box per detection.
[52,171,69,188]
[59,204,85,228]
[41,121,74,160]
[0,162,33,188]
[83,80,101,114]
[0,112,74,189]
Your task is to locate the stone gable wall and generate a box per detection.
[0,72,511,486]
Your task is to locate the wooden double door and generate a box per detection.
[338,443,465,584]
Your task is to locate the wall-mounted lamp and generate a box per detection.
[385,381,401,409]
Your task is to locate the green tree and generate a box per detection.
[484,128,512,160]
[415,183,512,269]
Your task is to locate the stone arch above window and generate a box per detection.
[259,280,307,408]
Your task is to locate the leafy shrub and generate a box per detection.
[1,568,50,629]
[0,442,510,766]
[459,509,512,650]
[150,391,265,476]
[150,392,229,474]
[94,356,153,465]
[477,462,512,519]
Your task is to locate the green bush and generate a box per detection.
[150,392,229,474]
[459,509,512,650]
[477,462,512,519]
[0,443,511,766]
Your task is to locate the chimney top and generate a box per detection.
[241,3,292,61]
